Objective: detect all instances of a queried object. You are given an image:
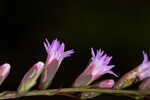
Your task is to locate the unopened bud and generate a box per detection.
[0,63,11,85]
[81,79,115,99]
[114,51,150,89]
[17,61,44,94]
[114,67,138,89]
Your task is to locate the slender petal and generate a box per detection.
[142,51,148,63]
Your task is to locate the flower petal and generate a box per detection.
[142,51,148,63]
[105,70,118,77]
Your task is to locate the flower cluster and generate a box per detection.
[0,37,150,99]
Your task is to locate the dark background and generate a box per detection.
[0,0,150,100]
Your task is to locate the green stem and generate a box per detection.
[0,88,149,99]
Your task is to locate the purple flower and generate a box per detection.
[39,38,74,89]
[137,51,150,80]
[90,48,118,78]
[73,48,117,87]
[44,38,74,65]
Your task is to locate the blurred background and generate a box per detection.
[0,0,150,100]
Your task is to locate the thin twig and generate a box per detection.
[0,88,149,99]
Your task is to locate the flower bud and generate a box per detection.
[81,79,115,99]
[114,51,150,89]
[17,61,44,94]
[0,63,11,85]
[95,79,115,88]
[114,67,138,89]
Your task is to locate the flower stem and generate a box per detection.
[0,88,149,99]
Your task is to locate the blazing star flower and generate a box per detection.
[43,38,74,65]
[39,38,74,89]
[0,63,11,85]
[137,51,150,80]
[73,48,117,87]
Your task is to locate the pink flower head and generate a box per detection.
[73,48,117,87]
[90,48,118,78]
[137,51,150,80]
[0,63,11,85]
[40,38,74,89]
[44,38,74,65]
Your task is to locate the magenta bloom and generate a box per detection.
[39,38,74,89]
[44,38,74,65]
[137,51,150,80]
[73,48,117,87]
[90,48,118,78]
